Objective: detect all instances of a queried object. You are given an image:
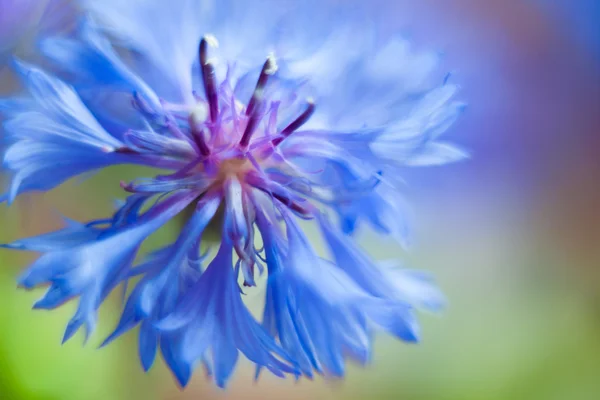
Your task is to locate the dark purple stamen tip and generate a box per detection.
[246,56,277,116]
[114,146,138,154]
[199,37,219,122]
[240,55,278,147]
[272,192,312,217]
[272,100,315,147]
[120,181,135,192]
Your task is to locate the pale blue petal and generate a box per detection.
[2,61,126,201]
[139,320,158,371]
[1,218,102,252]
[17,192,196,342]
[317,214,444,316]
[80,0,213,103]
[157,241,296,387]
[41,19,159,107]
[405,142,469,166]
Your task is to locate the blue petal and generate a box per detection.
[258,210,413,377]
[317,214,399,296]
[405,142,469,166]
[282,28,442,130]
[138,194,221,318]
[0,97,35,116]
[329,173,414,248]
[101,285,146,347]
[62,297,97,344]
[11,59,121,147]
[139,320,158,371]
[103,194,221,376]
[378,264,447,312]
[41,19,159,107]
[160,335,192,387]
[19,191,196,342]
[123,129,196,158]
[212,332,239,388]
[156,241,295,387]
[364,302,421,342]
[33,282,71,309]
[2,61,125,202]
[2,218,102,252]
[80,0,213,103]
[370,84,467,167]
[316,214,439,341]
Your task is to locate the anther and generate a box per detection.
[199,36,219,122]
[271,99,315,147]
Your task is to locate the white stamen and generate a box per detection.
[265,53,278,75]
[204,34,219,48]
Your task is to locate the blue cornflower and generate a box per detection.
[1,0,465,388]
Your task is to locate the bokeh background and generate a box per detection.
[1,1,599,399]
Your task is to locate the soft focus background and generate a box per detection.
[1,1,599,399]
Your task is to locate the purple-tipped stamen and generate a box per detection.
[239,110,261,148]
[246,55,277,116]
[239,56,278,148]
[199,36,219,122]
[272,99,315,147]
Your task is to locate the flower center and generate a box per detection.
[216,157,251,182]
[118,34,317,207]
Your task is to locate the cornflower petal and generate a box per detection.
[156,240,297,387]
[257,208,425,378]
[14,191,197,343]
[79,0,213,103]
[317,214,444,314]
[2,61,126,202]
[40,19,160,108]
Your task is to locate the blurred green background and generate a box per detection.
[1,0,599,399]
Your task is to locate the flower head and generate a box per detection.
[1,0,465,388]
